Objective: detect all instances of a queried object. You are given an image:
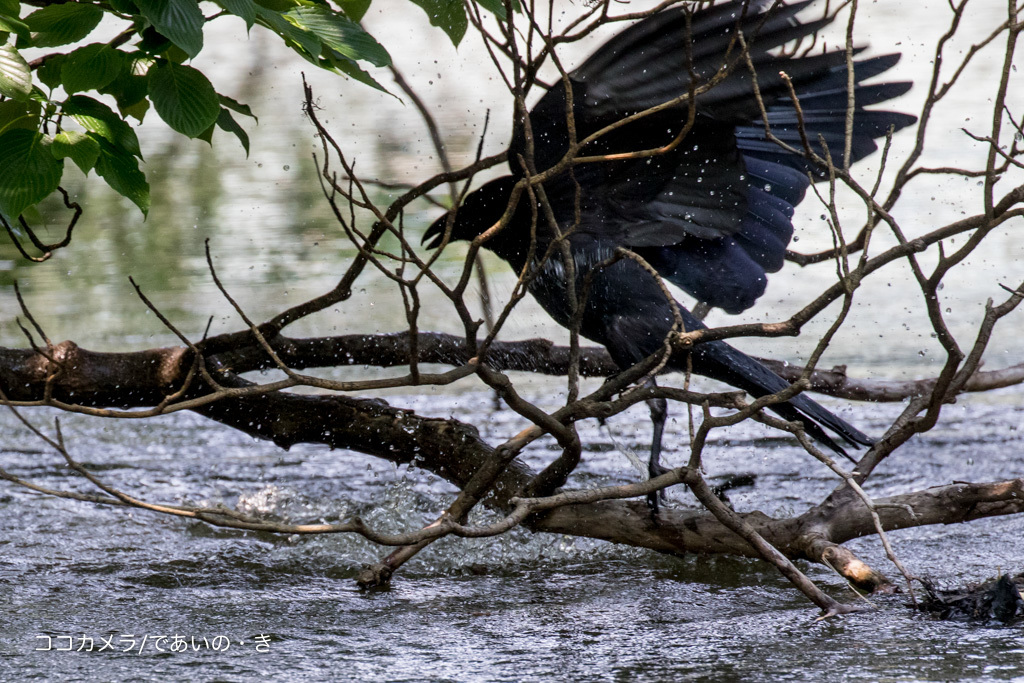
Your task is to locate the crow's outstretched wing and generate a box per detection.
[511,1,914,313]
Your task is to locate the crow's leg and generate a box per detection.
[646,382,669,515]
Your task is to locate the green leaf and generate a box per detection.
[196,119,215,144]
[0,0,19,16]
[0,43,31,101]
[256,6,321,60]
[408,0,466,46]
[24,4,104,48]
[330,53,390,94]
[93,136,149,215]
[52,130,101,175]
[128,53,156,78]
[111,73,150,114]
[99,56,152,115]
[0,13,30,42]
[0,130,64,219]
[61,44,124,94]
[0,99,41,134]
[28,85,48,104]
[219,93,256,120]
[216,0,256,28]
[135,0,205,58]
[121,97,150,122]
[63,95,142,158]
[283,6,390,67]
[137,25,172,55]
[36,54,64,89]
[337,0,371,21]
[109,0,139,14]
[215,107,249,155]
[473,0,519,16]
[164,43,190,64]
[252,0,299,12]
[148,62,219,137]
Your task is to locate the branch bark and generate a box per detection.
[12,332,1017,407]
[4,340,1023,593]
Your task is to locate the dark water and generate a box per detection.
[2,1,1024,680]
[3,386,1024,681]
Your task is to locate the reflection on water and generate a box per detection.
[1,1,1023,679]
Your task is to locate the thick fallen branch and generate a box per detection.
[532,478,1024,591]
[9,332,1018,408]
[759,358,1024,401]
[3,340,1024,592]
[214,330,1024,402]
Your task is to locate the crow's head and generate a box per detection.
[422,176,519,250]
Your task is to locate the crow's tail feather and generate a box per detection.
[685,338,873,460]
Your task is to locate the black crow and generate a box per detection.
[424,0,915,506]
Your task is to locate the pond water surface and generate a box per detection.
[4,388,1024,681]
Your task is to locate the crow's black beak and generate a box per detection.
[422,214,449,250]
